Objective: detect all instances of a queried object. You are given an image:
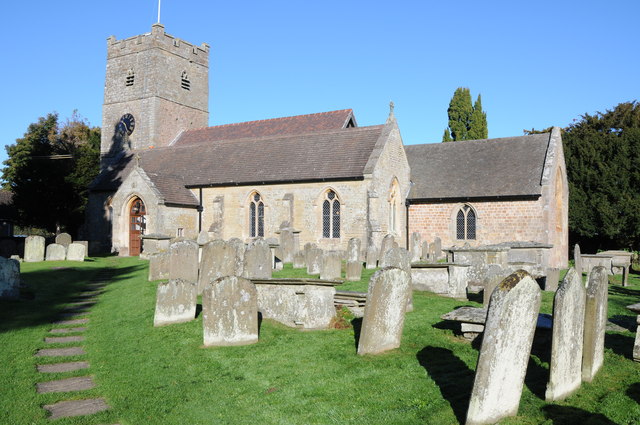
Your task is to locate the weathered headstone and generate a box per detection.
[66,243,86,262]
[292,251,305,268]
[365,245,378,269]
[196,230,210,246]
[279,229,296,263]
[410,232,422,263]
[304,242,317,266]
[24,235,45,262]
[482,264,507,306]
[545,268,560,292]
[466,271,541,425]
[421,240,429,261]
[357,267,410,355]
[202,276,258,346]
[148,252,170,281]
[306,247,323,275]
[380,247,414,311]
[347,237,361,263]
[545,268,586,401]
[243,238,272,279]
[228,238,246,277]
[379,234,395,262]
[74,241,89,258]
[574,244,582,277]
[626,303,640,362]
[346,260,362,281]
[433,237,442,260]
[0,257,20,300]
[582,266,608,382]
[320,251,342,280]
[169,239,199,283]
[55,233,72,248]
[153,278,197,326]
[45,244,66,261]
[198,240,236,294]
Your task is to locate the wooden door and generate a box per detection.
[129,198,146,256]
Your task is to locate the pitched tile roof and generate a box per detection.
[406,133,552,201]
[173,109,356,146]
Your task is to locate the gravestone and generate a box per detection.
[582,266,608,382]
[320,251,342,280]
[74,241,89,257]
[293,251,306,268]
[153,278,197,326]
[55,233,72,248]
[307,248,323,275]
[66,243,86,262]
[346,260,362,281]
[304,242,317,263]
[357,267,410,355]
[243,239,272,279]
[433,237,442,260]
[365,245,378,269]
[466,270,541,425]
[24,235,45,262]
[626,303,640,362]
[196,230,210,246]
[202,276,258,346]
[421,241,429,261]
[347,237,361,263]
[482,264,507,305]
[410,232,422,263]
[545,268,586,401]
[574,244,582,277]
[379,234,395,262]
[228,238,246,277]
[279,229,296,263]
[45,244,66,261]
[169,239,199,283]
[0,257,20,300]
[148,252,170,281]
[545,268,560,292]
[198,240,236,295]
[380,247,414,311]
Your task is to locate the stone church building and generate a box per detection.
[86,24,568,268]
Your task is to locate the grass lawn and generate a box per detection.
[1,257,639,424]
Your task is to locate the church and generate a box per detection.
[86,24,568,269]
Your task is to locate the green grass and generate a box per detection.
[1,257,639,424]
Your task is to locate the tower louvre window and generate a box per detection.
[181,71,190,90]
[125,69,135,86]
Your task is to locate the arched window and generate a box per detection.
[249,193,264,237]
[388,179,400,235]
[125,69,135,86]
[322,190,340,238]
[456,205,476,240]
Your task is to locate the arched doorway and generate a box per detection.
[129,197,146,256]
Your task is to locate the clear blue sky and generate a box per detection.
[1,1,638,165]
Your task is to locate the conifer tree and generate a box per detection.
[442,88,488,142]
[442,128,452,142]
[469,94,488,139]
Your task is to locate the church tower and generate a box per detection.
[101,24,209,167]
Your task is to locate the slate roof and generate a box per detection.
[406,133,552,201]
[92,124,384,206]
[173,109,356,147]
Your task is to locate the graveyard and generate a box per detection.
[1,252,640,424]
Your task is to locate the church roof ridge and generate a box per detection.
[409,131,551,148]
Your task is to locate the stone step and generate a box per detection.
[49,327,87,334]
[37,361,90,373]
[53,318,89,326]
[35,347,86,357]
[45,336,85,344]
[37,376,95,393]
[43,398,109,419]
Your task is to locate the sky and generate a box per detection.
[1,0,638,165]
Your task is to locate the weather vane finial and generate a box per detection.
[389,101,394,114]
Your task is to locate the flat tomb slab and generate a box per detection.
[627,303,640,314]
[35,347,85,357]
[49,327,87,334]
[37,361,89,373]
[45,336,85,344]
[36,376,95,393]
[252,278,343,287]
[44,398,109,419]
[441,306,553,329]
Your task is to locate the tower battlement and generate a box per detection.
[107,24,209,66]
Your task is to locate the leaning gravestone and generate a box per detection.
[546,268,586,401]
[148,252,170,281]
[379,234,395,262]
[320,251,342,280]
[55,233,72,248]
[45,244,66,261]
[228,238,246,277]
[243,239,272,279]
[169,239,199,283]
[66,243,86,262]
[202,276,258,346]
[466,270,541,425]
[347,237,361,263]
[293,251,306,269]
[198,240,236,295]
[357,267,410,355]
[410,232,422,263]
[24,235,45,262]
[574,244,582,277]
[307,248,323,275]
[380,247,414,311]
[0,257,20,300]
[346,260,362,281]
[365,245,378,269]
[582,266,608,382]
[153,278,197,326]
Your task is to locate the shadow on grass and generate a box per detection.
[609,286,640,297]
[416,346,473,424]
[351,317,362,350]
[604,332,634,359]
[609,314,637,332]
[542,405,617,424]
[0,262,146,334]
[626,382,640,403]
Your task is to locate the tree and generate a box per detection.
[562,101,640,251]
[442,88,488,141]
[2,111,100,236]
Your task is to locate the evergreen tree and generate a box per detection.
[442,128,452,142]
[469,94,488,140]
[442,88,489,142]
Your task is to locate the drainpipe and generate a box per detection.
[197,188,203,232]
[405,199,410,250]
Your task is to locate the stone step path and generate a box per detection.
[34,268,118,421]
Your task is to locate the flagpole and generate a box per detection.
[157,0,161,24]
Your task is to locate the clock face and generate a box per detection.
[118,113,136,136]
